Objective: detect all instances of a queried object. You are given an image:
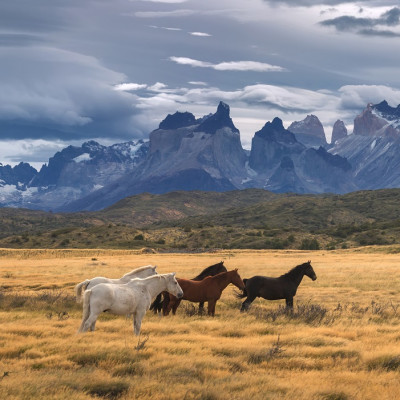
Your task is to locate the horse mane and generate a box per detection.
[280,262,310,281]
[192,261,226,281]
[122,265,155,279]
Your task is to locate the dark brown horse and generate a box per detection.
[150,261,227,314]
[164,269,245,316]
[237,261,317,311]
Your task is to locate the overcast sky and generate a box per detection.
[1,0,400,169]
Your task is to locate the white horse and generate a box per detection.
[74,265,157,303]
[78,273,183,335]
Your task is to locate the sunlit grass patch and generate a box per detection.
[2,249,400,399]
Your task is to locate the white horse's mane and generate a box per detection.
[121,265,156,279]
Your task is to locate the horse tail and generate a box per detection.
[150,293,163,313]
[75,279,91,303]
[235,278,248,299]
[78,289,92,333]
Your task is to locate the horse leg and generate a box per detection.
[241,294,256,312]
[164,295,174,316]
[82,312,99,332]
[150,293,162,314]
[172,298,182,315]
[133,309,146,336]
[286,297,294,311]
[198,302,205,314]
[162,292,170,315]
[162,292,171,315]
[207,299,216,316]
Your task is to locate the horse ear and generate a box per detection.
[308,260,311,264]
[172,272,176,276]
[235,268,238,271]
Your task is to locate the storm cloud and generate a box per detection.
[0,0,399,166]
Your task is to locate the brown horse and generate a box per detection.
[164,269,245,316]
[150,261,227,314]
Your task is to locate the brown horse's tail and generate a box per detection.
[235,278,248,299]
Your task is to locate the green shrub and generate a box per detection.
[300,238,320,250]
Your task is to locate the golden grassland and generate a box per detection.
[1,248,400,400]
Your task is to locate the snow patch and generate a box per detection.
[370,139,376,150]
[245,161,258,177]
[73,153,92,163]
[92,184,104,191]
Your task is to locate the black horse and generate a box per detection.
[150,261,227,314]
[237,261,317,311]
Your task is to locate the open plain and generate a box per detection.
[1,248,400,400]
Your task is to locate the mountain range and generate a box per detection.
[1,100,400,212]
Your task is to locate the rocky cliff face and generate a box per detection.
[265,156,306,193]
[353,102,400,138]
[249,118,304,172]
[331,120,348,144]
[330,101,400,190]
[288,115,327,148]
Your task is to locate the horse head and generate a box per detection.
[165,273,184,298]
[304,261,317,281]
[230,269,245,290]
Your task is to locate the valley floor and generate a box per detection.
[1,248,400,399]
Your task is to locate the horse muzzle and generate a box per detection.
[177,292,183,299]
[312,275,317,281]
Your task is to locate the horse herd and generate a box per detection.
[75,261,317,336]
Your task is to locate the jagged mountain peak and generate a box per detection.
[255,118,297,144]
[159,111,196,130]
[217,101,230,115]
[194,101,239,134]
[372,100,400,121]
[288,114,326,142]
[331,120,348,144]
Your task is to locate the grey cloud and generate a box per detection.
[320,15,375,31]
[0,46,146,141]
[359,28,400,37]
[383,7,400,25]
[320,7,400,36]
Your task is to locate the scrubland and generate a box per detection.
[1,248,400,400]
